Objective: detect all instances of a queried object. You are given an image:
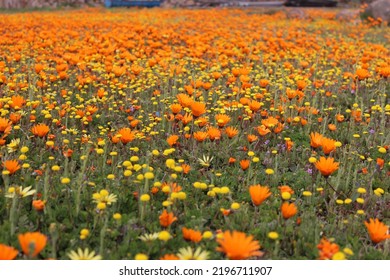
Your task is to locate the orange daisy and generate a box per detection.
[314,157,339,178]
[18,232,47,257]
[364,218,390,244]
[281,202,298,219]
[182,227,202,243]
[3,159,21,174]
[0,244,18,260]
[159,210,177,228]
[249,185,271,206]
[31,123,50,138]
[216,231,263,260]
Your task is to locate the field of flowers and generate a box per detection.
[0,7,389,260]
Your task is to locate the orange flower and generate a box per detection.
[63,148,73,158]
[193,131,208,142]
[0,117,12,135]
[296,80,307,90]
[257,125,271,136]
[9,112,22,124]
[170,103,182,114]
[321,137,336,155]
[10,95,26,110]
[117,128,136,144]
[336,114,345,122]
[32,200,45,211]
[248,100,262,112]
[3,159,21,174]
[240,159,250,171]
[228,157,236,164]
[181,113,193,125]
[216,231,263,260]
[247,134,258,143]
[314,157,339,178]
[18,232,47,257]
[215,114,230,127]
[159,210,177,227]
[31,123,50,138]
[160,254,179,260]
[176,93,193,108]
[261,116,279,128]
[317,238,340,260]
[356,68,370,80]
[225,126,238,138]
[181,164,191,174]
[196,117,209,127]
[310,132,323,148]
[190,101,206,117]
[0,244,18,260]
[285,139,293,152]
[328,124,337,131]
[167,135,179,147]
[182,227,202,243]
[376,158,384,170]
[278,185,294,194]
[207,126,221,141]
[281,202,298,219]
[249,185,271,206]
[259,79,269,88]
[364,218,390,244]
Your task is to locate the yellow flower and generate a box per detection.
[309,157,317,163]
[130,156,139,162]
[268,232,279,240]
[140,194,150,202]
[344,198,352,204]
[113,213,122,220]
[220,186,230,194]
[176,192,187,200]
[51,165,60,171]
[356,198,364,204]
[124,170,132,177]
[97,202,106,210]
[302,191,312,197]
[202,231,213,239]
[332,252,346,260]
[165,159,175,169]
[265,169,274,175]
[158,231,171,241]
[80,229,90,236]
[135,253,148,260]
[61,177,71,184]
[343,248,353,256]
[357,187,366,194]
[144,172,154,179]
[231,202,240,210]
[281,192,291,200]
[374,188,384,197]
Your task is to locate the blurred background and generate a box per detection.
[0,0,374,9]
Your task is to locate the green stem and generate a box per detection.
[99,214,109,257]
[10,195,18,236]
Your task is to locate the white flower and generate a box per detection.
[67,248,102,260]
[5,186,36,198]
[198,155,213,167]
